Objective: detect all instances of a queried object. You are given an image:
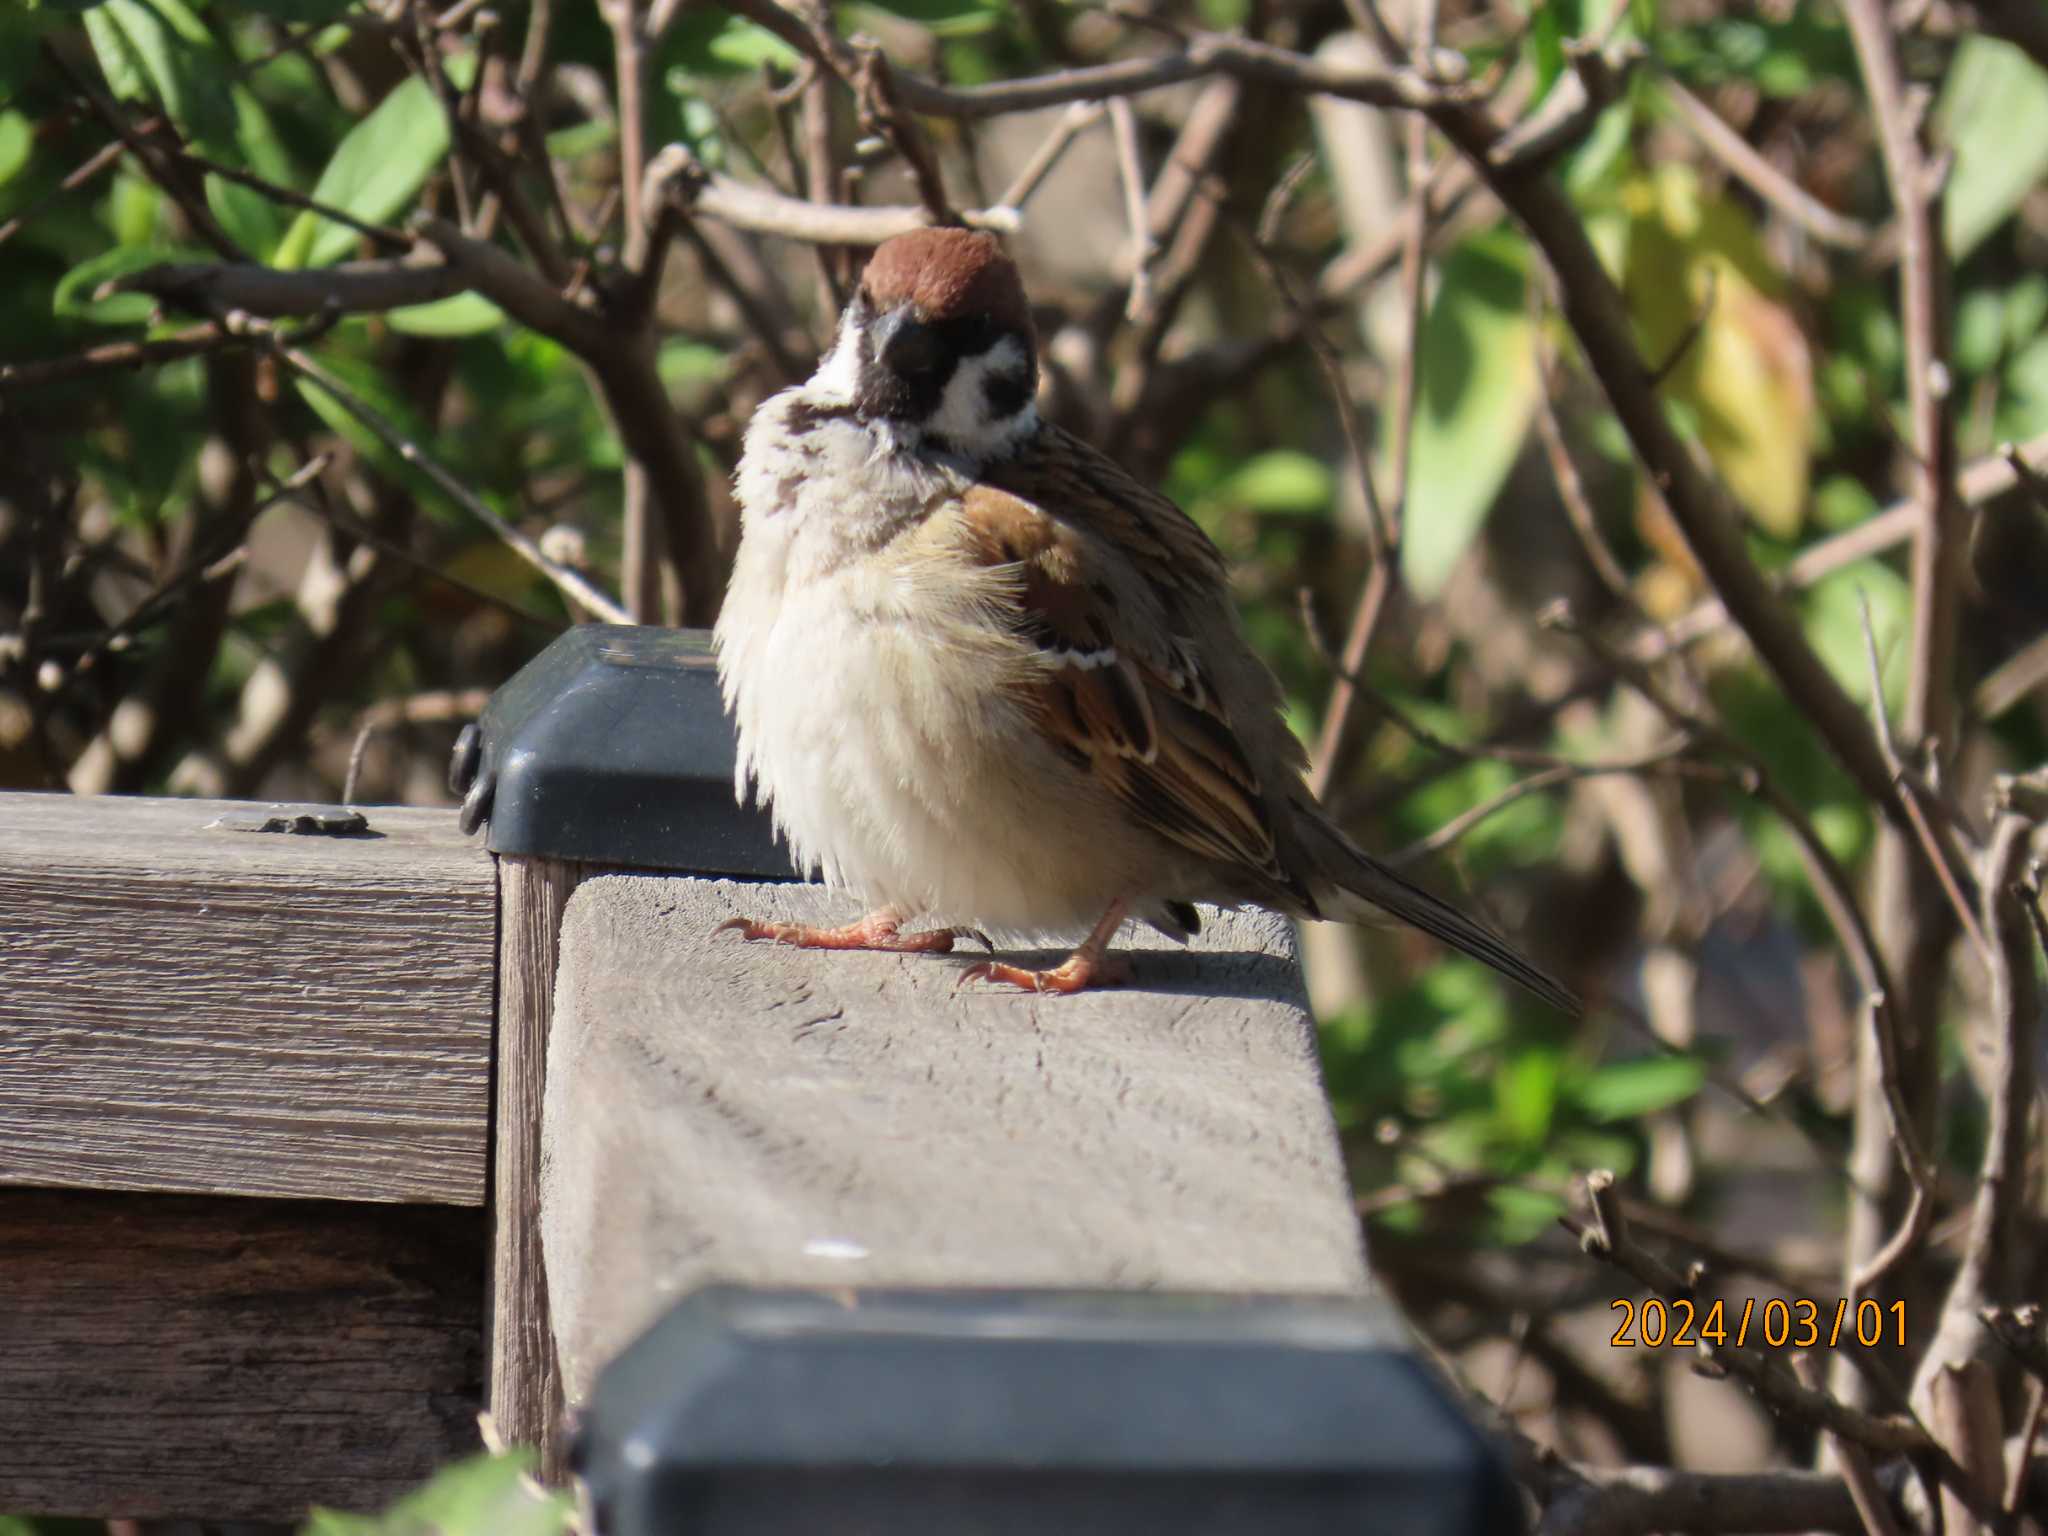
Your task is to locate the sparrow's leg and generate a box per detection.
[716,907,989,954]
[963,899,1132,995]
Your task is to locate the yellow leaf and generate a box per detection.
[1621,165,1814,538]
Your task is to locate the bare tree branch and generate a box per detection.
[1838,0,1966,1396]
[644,143,1016,245]
[1911,803,2042,1407]
[109,253,469,320]
[720,0,1463,115]
[1646,431,2048,662]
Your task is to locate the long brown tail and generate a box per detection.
[1294,803,1581,1015]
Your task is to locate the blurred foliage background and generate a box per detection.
[2,0,2047,1529]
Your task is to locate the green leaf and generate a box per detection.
[657,338,730,389]
[386,291,505,336]
[218,0,358,19]
[851,0,1004,37]
[1496,1048,1561,1145]
[1397,229,1540,597]
[1940,37,2048,259]
[1527,0,1570,96]
[1486,1182,1566,1244]
[207,175,281,256]
[109,169,164,245]
[83,0,237,156]
[202,83,297,257]
[1575,1055,1705,1121]
[304,1452,571,1536]
[1955,285,2009,377]
[1801,559,1909,720]
[545,119,616,161]
[275,76,447,269]
[1811,473,1876,534]
[1223,450,1335,516]
[53,244,208,324]
[1657,11,1858,99]
[1997,330,2048,445]
[0,109,32,188]
[0,9,63,98]
[663,12,802,75]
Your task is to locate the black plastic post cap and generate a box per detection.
[573,1286,1526,1536]
[452,624,795,877]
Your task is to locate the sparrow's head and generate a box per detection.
[816,227,1038,460]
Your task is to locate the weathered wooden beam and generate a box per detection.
[0,1186,484,1522]
[539,876,1371,1422]
[0,792,494,1204]
[487,853,580,1483]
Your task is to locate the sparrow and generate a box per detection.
[713,227,1576,1009]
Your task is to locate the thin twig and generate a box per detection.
[1857,593,1990,960]
[0,326,245,391]
[1793,1353,1910,1536]
[2003,439,2048,517]
[1388,743,1711,867]
[1911,808,2042,1410]
[1240,207,1398,802]
[1560,1173,1978,1496]
[849,41,957,226]
[993,102,1105,211]
[341,686,495,803]
[277,343,630,624]
[1532,338,1640,613]
[719,0,1463,115]
[169,147,412,251]
[0,133,131,249]
[1542,602,1939,1296]
[45,43,246,260]
[1839,0,1967,1395]
[1108,97,1156,323]
[1660,76,1875,251]
[1645,265,1717,389]
[1645,430,2048,662]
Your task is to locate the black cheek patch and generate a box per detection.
[856,354,956,422]
[982,367,1031,419]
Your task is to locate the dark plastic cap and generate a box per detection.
[573,1286,1526,1536]
[454,625,795,877]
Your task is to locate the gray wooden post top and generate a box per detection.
[540,876,1372,1402]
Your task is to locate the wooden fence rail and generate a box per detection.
[0,790,1368,1524]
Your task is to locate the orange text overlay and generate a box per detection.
[1609,1296,1907,1350]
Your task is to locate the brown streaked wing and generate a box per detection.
[950,473,1297,897]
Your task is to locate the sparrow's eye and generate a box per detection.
[881,317,946,379]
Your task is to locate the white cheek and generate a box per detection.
[810,315,862,404]
[929,336,1036,454]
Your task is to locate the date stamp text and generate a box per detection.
[1609,1297,1906,1350]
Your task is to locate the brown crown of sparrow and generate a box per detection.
[713,227,1576,1009]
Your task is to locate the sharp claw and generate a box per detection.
[962,960,1059,993]
[959,954,1131,994]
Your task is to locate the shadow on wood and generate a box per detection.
[0,1187,485,1522]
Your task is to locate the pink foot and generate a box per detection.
[715,914,988,954]
[961,951,1135,994]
